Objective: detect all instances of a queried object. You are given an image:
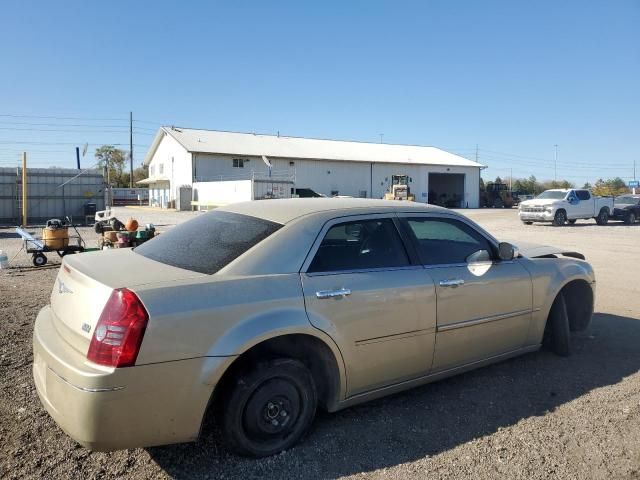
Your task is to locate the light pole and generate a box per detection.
[554,144,558,182]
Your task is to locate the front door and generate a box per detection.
[301,215,437,396]
[400,215,533,371]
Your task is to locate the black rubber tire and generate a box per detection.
[596,209,609,225]
[494,198,504,208]
[220,358,317,457]
[523,221,533,225]
[625,211,636,225]
[568,219,577,225]
[552,209,567,227]
[32,253,47,267]
[544,293,571,356]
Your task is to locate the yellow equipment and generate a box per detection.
[384,174,415,201]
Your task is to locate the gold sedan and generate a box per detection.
[33,199,594,457]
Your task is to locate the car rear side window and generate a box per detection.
[405,217,494,265]
[134,211,282,274]
[576,190,591,200]
[308,218,409,273]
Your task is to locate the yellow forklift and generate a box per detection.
[384,174,416,201]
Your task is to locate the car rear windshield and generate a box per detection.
[134,211,282,274]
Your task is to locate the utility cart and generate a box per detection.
[16,218,86,267]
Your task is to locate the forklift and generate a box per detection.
[384,174,416,201]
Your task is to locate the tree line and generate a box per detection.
[95,145,149,188]
[482,175,633,197]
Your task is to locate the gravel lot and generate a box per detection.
[1,206,639,479]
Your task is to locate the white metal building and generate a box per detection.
[140,127,484,209]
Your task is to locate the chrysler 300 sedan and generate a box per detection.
[33,198,595,457]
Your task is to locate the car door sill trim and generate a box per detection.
[437,308,533,332]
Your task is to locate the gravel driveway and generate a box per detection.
[1,207,639,479]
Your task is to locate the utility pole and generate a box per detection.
[510,168,513,191]
[129,111,133,188]
[379,133,384,144]
[554,144,558,182]
[475,144,479,163]
[21,152,27,226]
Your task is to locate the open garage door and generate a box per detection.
[428,173,465,208]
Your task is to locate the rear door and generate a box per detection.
[301,214,437,397]
[399,214,533,372]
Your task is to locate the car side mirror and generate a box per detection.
[498,242,515,261]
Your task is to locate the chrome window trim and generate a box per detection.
[305,264,424,278]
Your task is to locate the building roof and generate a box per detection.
[219,197,451,224]
[144,127,484,169]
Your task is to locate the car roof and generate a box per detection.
[218,198,450,224]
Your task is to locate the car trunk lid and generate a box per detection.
[50,249,205,357]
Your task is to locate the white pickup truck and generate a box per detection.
[518,189,614,226]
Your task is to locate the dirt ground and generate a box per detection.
[1,206,639,479]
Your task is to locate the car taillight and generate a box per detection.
[87,288,149,367]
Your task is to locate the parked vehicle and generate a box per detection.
[518,189,614,226]
[481,182,515,208]
[611,195,640,224]
[33,198,595,457]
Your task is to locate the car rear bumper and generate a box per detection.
[33,305,232,451]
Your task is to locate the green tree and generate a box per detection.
[592,177,628,196]
[95,145,127,186]
[120,164,149,188]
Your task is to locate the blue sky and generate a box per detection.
[0,0,638,185]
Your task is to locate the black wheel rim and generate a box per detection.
[243,378,302,444]
[557,212,565,223]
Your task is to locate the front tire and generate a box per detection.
[523,221,533,225]
[544,293,571,356]
[552,209,567,226]
[220,358,317,457]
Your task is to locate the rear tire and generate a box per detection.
[552,209,567,226]
[544,293,571,356]
[220,358,317,457]
[625,211,636,225]
[596,208,609,225]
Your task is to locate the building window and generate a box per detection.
[159,164,164,174]
[233,159,245,168]
[150,165,155,176]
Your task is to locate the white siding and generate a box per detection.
[147,133,192,203]
[154,150,480,208]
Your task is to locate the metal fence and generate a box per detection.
[0,167,105,226]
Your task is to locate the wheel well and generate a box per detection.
[208,334,341,420]
[559,280,593,332]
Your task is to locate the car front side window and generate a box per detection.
[404,217,494,266]
[307,218,410,273]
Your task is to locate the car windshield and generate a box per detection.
[134,211,282,274]
[536,191,567,200]
[615,196,638,205]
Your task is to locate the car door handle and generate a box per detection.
[316,288,352,299]
[439,279,465,288]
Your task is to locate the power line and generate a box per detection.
[0,113,128,121]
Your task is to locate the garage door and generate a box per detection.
[428,173,465,208]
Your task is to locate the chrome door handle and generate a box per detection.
[439,279,465,288]
[316,288,352,299]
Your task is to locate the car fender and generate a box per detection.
[519,257,595,345]
[202,308,348,403]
